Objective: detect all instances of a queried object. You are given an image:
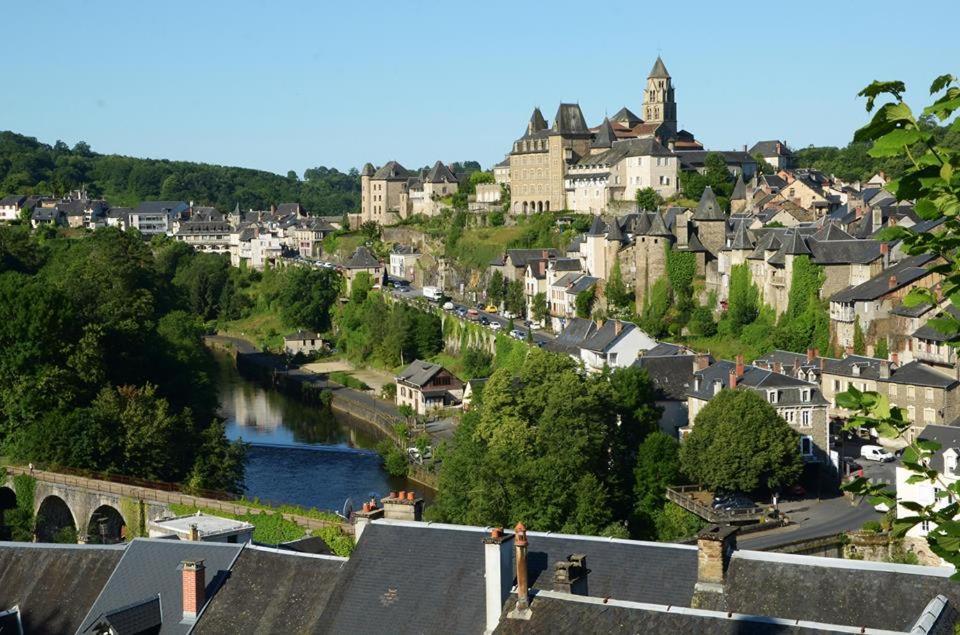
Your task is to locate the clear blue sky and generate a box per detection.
[6,1,958,176]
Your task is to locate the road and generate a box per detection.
[739,458,897,550]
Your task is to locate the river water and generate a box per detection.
[213,350,415,514]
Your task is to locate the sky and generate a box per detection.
[5,1,959,176]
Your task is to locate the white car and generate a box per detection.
[442,301,455,311]
[860,445,895,462]
[489,321,503,331]
[502,310,517,319]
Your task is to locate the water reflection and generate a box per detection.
[213,350,412,512]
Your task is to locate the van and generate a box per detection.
[422,286,443,302]
[860,445,895,462]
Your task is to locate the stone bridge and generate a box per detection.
[1,465,349,543]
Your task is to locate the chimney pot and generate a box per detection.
[189,523,199,542]
[735,354,745,379]
[892,352,899,365]
[514,523,530,612]
[614,321,622,336]
[181,560,206,622]
[696,525,738,590]
[398,491,406,500]
[728,368,738,389]
[806,348,815,364]
[888,275,897,290]
[389,491,397,499]
[845,345,854,357]
[880,242,889,255]
[694,354,710,371]
[773,361,782,374]
[406,491,415,501]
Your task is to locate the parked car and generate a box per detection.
[479,316,490,326]
[841,457,864,475]
[510,329,526,340]
[467,308,479,320]
[502,310,517,319]
[489,321,503,331]
[455,307,468,318]
[711,492,755,511]
[442,301,455,311]
[484,305,498,314]
[860,445,895,462]
[422,286,443,302]
[407,447,424,465]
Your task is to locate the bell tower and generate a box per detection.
[642,56,677,138]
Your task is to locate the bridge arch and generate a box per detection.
[35,494,78,543]
[0,486,16,540]
[86,504,126,544]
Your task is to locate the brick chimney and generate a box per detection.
[508,523,532,620]
[188,523,199,542]
[553,554,589,595]
[181,560,206,622]
[694,354,710,372]
[483,528,514,633]
[691,525,739,609]
[773,361,782,374]
[735,354,745,379]
[728,368,738,389]
[614,321,622,336]
[888,275,897,290]
[806,348,816,364]
[381,491,423,522]
[595,318,604,329]
[353,497,384,544]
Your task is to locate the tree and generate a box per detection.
[633,432,682,538]
[277,267,341,332]
[486,270,505,306]
[875,337,889,360]
[462,347,493,378]
[853,315,867,355]
[640,278,672,337]
[635,187,663,211]
[505,280,525,316]
[680,389,803,493]
[753,153,775,175]
[575,286,596,318]
[726,263,760,333]
[655,502,706,541]
[531,292,548,324]
[605,260,632,313]
[689,305,717,336]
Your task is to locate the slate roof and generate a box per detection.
[728,220,754,250]
[591,117,617,149]
[277,535,335,555]
[587,215,607,236]
[692,186,725,221]
[195,547,345,634]
[749,140,792,156]
[830,254,936,303]
[885,360,958,389]
[396,359,443,388]
[133,201,189,216]
[528,107,547,133]
[611,106,642,128]
[781,230,811,256]
[372,161,411,181]
[580,320,639,353]
[759,174,787,190]
[551,103,590,135]
[567,275,598,295]
[645,211,672,237]
[730,174,746,201]
[93,595,162,635]
[0,542,124,635]
[689,360,828,407]
[913,305,960,342]
[605,219,625,242]
[344,246,381,269]
[551,258,582,272]
[676,151,756,172]
[916,424,960,473]
[425,161,457,184]
[79,538,243,635]
[500,249,561,268]
[547,317,598,355]
[361,162,375,177]
[574,137,674,168]
[275,202,302,216]
[648,55,670,79]
[0,194,26,207]
[284,329,320,341]
[810,222,854,242]
[633,354,697,401]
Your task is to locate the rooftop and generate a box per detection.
[149,512,254,539]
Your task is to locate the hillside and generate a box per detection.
[0,131,361,214]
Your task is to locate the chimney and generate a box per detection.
[694,354,710,372]
[773,361,782,374]
[735,354,745,379]
[892,352,899,365]
[879,361,891,380]
[728,368,738,389]
[553,554,589,595]
[181,560,206,622]
[806,348,816,364]
[381,491,423,522]
[692,525,739,606]
[353,498,385,544]
[595,318,604,329]
[845,345,854,357]
[188,523,199,542]
[508,523,532,620]
[483,528,515,633]
[614,321,623,336]
[888,275,897,290]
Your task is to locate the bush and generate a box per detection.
[655,502,705,541]
[861,520,883,533]
[489,211,505,226]
[380,383,396,400]
[377,439,409,477]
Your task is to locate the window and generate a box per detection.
[833,379,841,392]
[800,388,811,403]
[608,352,618,365]
[908,385,916,399]
[922,520,931,532]
[925,408,936,424]
[889,383,897,397]
[783,410,795,423]
[801,409,811,427]
[767,390,779,404]
[800,436,813,456]
[926,387,935,402]
[907,405,916,422]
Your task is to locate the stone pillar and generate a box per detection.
[691,524,739,610]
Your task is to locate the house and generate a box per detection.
[0,194,26,221]
[634,344,709,437]
[749,140,794,171]
[395,360,464,415]
[342,245,384,294]
[290,218,334,259]
[675,149,758,179]
[896,424,960,564]
[491,248,562,282]
[148,512,254,543]
[578,319,657,372]
[548,273,598,330]
[174,211,233,254]
[30,206,63,228]
[283,329,325,357]
[389,244,421,280]
[543,317,597,358]
[229,227,283,270]
[493,157,510,186]
[687,356,831,470]
[128,201,189,237]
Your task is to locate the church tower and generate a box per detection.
[642,56,677,138]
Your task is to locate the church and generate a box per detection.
[507,56,702,215]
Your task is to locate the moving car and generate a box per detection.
[860,445,895,462]
[455,307,468,318]
[467,308,479,319]
[510,329,526,340]
[502,310,517,319]
[422,286,443,302]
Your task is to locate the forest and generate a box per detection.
[0,130,361,214]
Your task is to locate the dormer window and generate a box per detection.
[767,390,779,404]
[713,380,722,395]
[694,376,701,392]
[945,448,959,476]
[852,364,861,377]
[800,388,811,403]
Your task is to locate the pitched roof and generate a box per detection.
[830,254,936,303]
[912,305,960,342]
[425,161,457,184]
[79,539,244,635]
[633,354,697,400]
[728,220,754,250]
[811,222,854,242]
[575,137,674,168]
[528,107,547,133]
[0,194,26,207]
[0,543,124,635]
[361,163,375,177]
[689,360,828,407]
[605,218,625,242]
[781,230,811,256]
[344,246,381,269]
[284,329,320,341]
[194,547,345,634]
[567,275,599,295]
[591,117,617,149]
[372,161,411,181]
[551,103,590,135]
[396,359,444,388]
[581,320,639,353]
[692,186,725,221]
[648,55,670,79]
[917,424,960,473]
[645,211,672,236]
[748,140,792,156]
[587,215,607,236]
[133,201,189,216]
[611,106,643,128]
[730,174,746,201]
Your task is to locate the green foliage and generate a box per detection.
[862,519,883,533]
[605,260,632,313]
[633,432,680,538]
[641,278,672,337]
[726,263,760,333]
[753,153,775,175]
[689,306,717,337]
[531,292,548,323]
[462,347,493,378]
[335,292,442,367]
[7,474,36,541]
[329,371,370,391]
[486,270,505,306]
[875,337,889,360]
[666,247,697,302]
[655,502,706,541]
[489,210,505,226]
[773,257,829,353]
[276,266,341,332]
[635,187,664,211]
[575,286,596,318]
[680,152,734,200]
[853,316,867,355]
[0,131,361,213]
[505,280,525,316]
[312,526,355,557]
[681,389,803,493]
[376,439,409,477]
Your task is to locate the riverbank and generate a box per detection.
[205,335,439,491]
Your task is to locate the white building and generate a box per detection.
[148,511,254,543]
[0,195,26,222]
[578,319,657,372]
[389,244,421,280]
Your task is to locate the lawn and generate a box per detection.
[218,308,287,352]
[448,225,527,269]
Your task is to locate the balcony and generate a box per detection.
[830,303,855,323]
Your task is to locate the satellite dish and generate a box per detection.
[341,497,354,520]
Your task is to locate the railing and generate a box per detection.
[665,485,768,524]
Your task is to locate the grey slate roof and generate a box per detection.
[575,137,675,168]
[528,107,547,133]
[692,186,725,221]
[611,106,642,128]
[830,254,936,303]
[728,220,754,250]
[916,424,960,473]
[0,542,124,635]
[79,538,243,635]
[811,222,854,242]
[551,258,582,272]
[551,103,590,135]
[689,360,828,407]
[372,161,411,181]
[648,55,670,79]
[284,329,319,341]
[885,360,958,389]
[547,317,598,355]
[93,595,162,635]
[591,117,617,149]
[500,248,561,268]
[913,305,960,342]
[396,359,443,388]
[361,162,375,177]
[587,215,607,236]
[730,174,746,200]
[633,354,697,401]
[0,194,26,207]
[580,320,639,353]
[344,245,381,269]
[425,161,457,184]
[749,140,791,156]
[781,229,811,255]
[567,275,598,295]
[134,201,189,216]
[195,547,344,634]
[645,211,672,237]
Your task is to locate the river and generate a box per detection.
[213,350,419,514]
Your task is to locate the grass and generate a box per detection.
[328,370,370,391]
[675,333,772,363]
[448,225,527,269]
[218,307,286,351]
[429,351,467,379]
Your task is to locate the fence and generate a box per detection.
[666,485,768,524]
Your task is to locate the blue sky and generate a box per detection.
[5,1,957,175]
